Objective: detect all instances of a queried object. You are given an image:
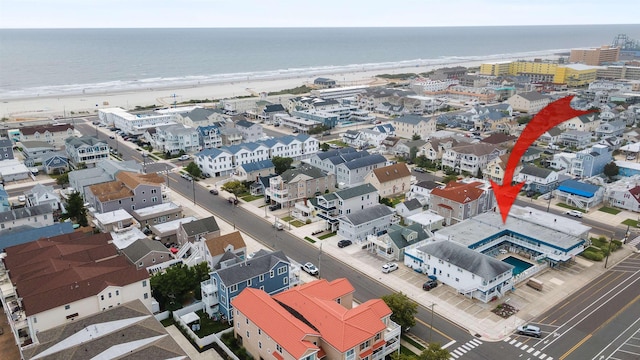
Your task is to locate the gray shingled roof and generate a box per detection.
[0,204,51,222]
[418,241,513,280]
[400,198,422,211]
[415,180,441,190]
[394,114,431,125]
[335,183,378,200]
[180,216,220,237]
[519,165,554,178]
[517,91,548,101]
[121,238,171,263]
[215,250,289,286]
[342,204,394,226]
[280,163,326,182]
[342,154,387,170]
[182,107,217,122]
[386,223,429,249]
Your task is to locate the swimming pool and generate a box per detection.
[502,256,534,276]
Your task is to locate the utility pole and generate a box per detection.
[192,179,196,205]
[165,164,169,188]
[429,303,436,343]
[318,242,323,279]
[604,233,615,269]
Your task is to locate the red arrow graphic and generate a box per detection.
[491,96,595,223]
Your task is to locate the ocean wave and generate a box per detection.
[0,49,567,100]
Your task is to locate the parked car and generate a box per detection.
[627,154,636,160]
[382,262,398,273]
[228,197,239,205]
[17,195,26,202]
[422,279,438,291]
[178,154,190,161]
[269,203,281,211]
[337,239,352,248]
[516,324,541,338]
[565,210,583,218]
[181,173,192,181]
[273,222,284,230]
[413,167,426,173]
[302,262,319,275]
[209,189,219,195]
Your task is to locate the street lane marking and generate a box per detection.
[414,317,455,341]
[591,310,640,359]
[558,334,591,360]
[442,340,456,349]
[533,350,540,356]
[539,354,546,359]
[527,347,534,353]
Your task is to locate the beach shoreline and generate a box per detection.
[1,53,561,121]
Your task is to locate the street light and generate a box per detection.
[604,233,615,269]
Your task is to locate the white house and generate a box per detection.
[506,91,551,114]
[442,143,503,175]
[335,153,388,188]
[515,165,559,194]
[235,119,264,142]
[0,204,53,231]
[314,183,379,231]
[65,136,110,167]
[25,183,65,212]
[148,123,200,154]
[337,204,395,243]
[391,114,437,140]
[603,176,640,212]
[98,108,175,135]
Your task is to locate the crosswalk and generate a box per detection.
[449,338,482,359]
[626,235,640,248]
[503,337,552,360]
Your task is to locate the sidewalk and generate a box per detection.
[229,191,635,342]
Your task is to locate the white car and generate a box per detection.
[302,262,319,276]
[382,262,398,273]
[178,154,190,161]
[565,210,583,218]
[17,195,26,202]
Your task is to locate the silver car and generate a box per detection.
[382,262,398,273]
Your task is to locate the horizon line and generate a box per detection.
[1,23,639,30]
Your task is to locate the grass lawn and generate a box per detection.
[160,317,175,327]
[599,206,622,215]
[193,310,231,337]
[401,334,426,351]
[281,216,293,222]
[389,195,406,207]
[400,345,418,356]
[304,236,316,243]
[290,220,305,227]
[318,232,337,240]
[240,194,263,202]
[622,219,639,227]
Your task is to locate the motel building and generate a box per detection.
[404,206,589,303]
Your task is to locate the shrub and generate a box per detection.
[581,251,604,261]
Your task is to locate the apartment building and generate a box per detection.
[64,136,109,167]
[570,45,620,65]
[266,163,336,207]
[148,123,200,154]
[18,124,75,148]
[428,179,494,225]
[391,114,436,140]
[98,108,175,135]
[314,183,380,231]
[85,171,166,214]
[365,163,412,198]
[506,91,551,114]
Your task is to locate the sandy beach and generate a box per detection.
[1,53,559,121]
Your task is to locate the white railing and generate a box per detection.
[513,263,548,284]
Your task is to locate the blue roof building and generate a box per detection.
[555,179,604,210]
[0,222,75,251]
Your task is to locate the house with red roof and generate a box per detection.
[231,278,401,360]
[1,232,151,347]
[428,179,495,225]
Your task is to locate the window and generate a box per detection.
[276,344,282,353]
[144,293,148,299]
[142,280,147,287]
[284,277,288,285]
[270,270,274,278]
[246,318,249,324]
[101,295,104,300]
[116,290,119,296]
[258,329,261,335]
[277,266,286,275]
[65,305,70,310]
[259,341,262,349]
[247,279,252,286]
[230,284,238,292]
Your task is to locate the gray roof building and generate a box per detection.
[517,91,548,101]
[122,238,172,264]
[215,250,289,286]
[418,241,514,280]
[0,204,51,223]
[280,163,326,182]
[519,165,554,178]
[335,183,378,200]
[181,216,220,238]
[342,204,394,226]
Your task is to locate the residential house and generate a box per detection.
[0,138,14,160]
[405,241,514,303]
[131,201,183,228]
[175,107,227,127]
[521,147,543,163]
[219,126,244,146]
[0,185,9,212]
[176,216,221,245]
[19,141,56,167]
[539,127,564,144]
[200,249,295,321]
[560,113,601,133]
[18,124,75,148]
[265,163,336,207]
[367,223,431,262]
[2,232,151,345]
[307,147,364,173]
[484,154,523,185]
[235,119,264,142]
[231,278,400,360]
[515,165,559,194]
[380,136,402,154]
[0,222,75,252]
[313,77,337,88]
[342,129,365,148]
[148,123,200,154]
[122,237,175,272]
[395,198,423,219]
[442,143,503,175]
[65,136,109,167]
[200,231,247,269]
[428,179,494,225]
[407,180,442,205]
[365,162,412,198]
[559,130,592,149]
[85,171,166,214]
[0,159,31,181]
[550,152,577,173]
[595,119,626,138]
[314,183,380,231]
[555,179,604,210]
[335,153,388,188]
[42,152,70,174]
[0,204,53,232]
[197,124,223,149]
[391,114,436,140]
[419,137,466,162]
[506,91,551,113]
[604,176,640,212]
[19,300,188,360]
[92,209,137,233]
[68,159,142,200]
[337,204,395,243]
[480,133,517,149]
[235,159,275,182]
[24,183,64,212]
[393,139,427,158]
[571,144,612,178]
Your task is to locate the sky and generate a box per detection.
[0,0,638,29]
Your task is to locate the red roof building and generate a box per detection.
[429,179,495,225]
[231,278,401,360]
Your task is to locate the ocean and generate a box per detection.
[1,25,639,99]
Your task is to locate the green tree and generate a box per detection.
[409,146,419,162]
[418,343,450,360]
[222,180,247,200]
[56,172,69,187]
[604,161,619,178]
[391,353,417,360]
[412,133,421,140]
[476,167,483,179]
[150,263,197,310]
[185,162,203,178]
[65,191,88,227]
[516,115,532,125]
[272,156,293,175]
[379,197,393,207]
[442,174,459,184]
[320,143,331,152]
[381,292,418,332]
